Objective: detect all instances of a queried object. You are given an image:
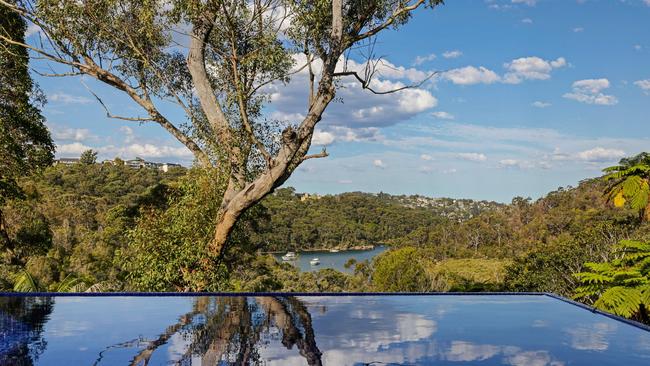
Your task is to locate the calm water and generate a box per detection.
[273,246,387,272]
[1,294,650,365]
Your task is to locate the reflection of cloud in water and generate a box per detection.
[565,322,617,351]
[639,333,650,351]
[532,319,548,328]
[505,350,565,366]
[444,341,500,361]
[46,320,91,337]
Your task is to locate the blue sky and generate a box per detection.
[32,0,650,202]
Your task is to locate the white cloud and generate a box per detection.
[268,54,437,129]
[458,152,487,162]
[634,79,650,92]
[443,66,501,85]
[563,78,618,105]
[51,125,94,142]
[49,92,92,105]
[634,44,643,50]
[337,179,353,184]
[420,154,434,161]
[576,147,625,162]
[431,111,455,120]
[373,159,386,169]
[573,27,584,32]
[499,159,520,167]
[503,57,567,84]
[512,0,537,5]
[645,0,650,7]
[532,101,551,108]
[324,126,383,143]
[521,18,533,24]
[56,142,93,155]
[444,56,565,86]
[119,126,135,144]
[442,50,463,59]
[413,53,437,66]
[312,130,335,145]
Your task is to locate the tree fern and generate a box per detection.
[13,271,39,292]
[603,154,650,220]
[575,239,650,323]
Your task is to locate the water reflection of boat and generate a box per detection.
[310,258,320,265]
[282,252,298,261]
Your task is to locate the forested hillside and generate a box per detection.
[250,188,502,251]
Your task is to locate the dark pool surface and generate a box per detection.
[1,294,649,365]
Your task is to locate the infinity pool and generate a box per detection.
[1,294,649,365]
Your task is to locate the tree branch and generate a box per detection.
[81,81,153,122]
[333,70,438,95]
[302,148,329,162]
[352,0,427,44]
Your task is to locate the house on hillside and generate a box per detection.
[159,162,182,172]
[53,158,79,165]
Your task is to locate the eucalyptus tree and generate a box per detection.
[1,0,442,257]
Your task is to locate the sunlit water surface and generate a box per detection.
[272,246,387,272]
[1,295,650,365]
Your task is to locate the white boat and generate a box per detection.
[310,258,320,265]
[329,249,340,253]
[281,252,298,261]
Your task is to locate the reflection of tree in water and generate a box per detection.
[121,296,322,366]
[0,297,54,366]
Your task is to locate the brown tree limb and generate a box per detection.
[333,69,438,95]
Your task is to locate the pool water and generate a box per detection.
[1,294,649,365]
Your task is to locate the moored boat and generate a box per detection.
[282,251,298,261]
[310,258,320,265]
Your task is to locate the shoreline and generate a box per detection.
[261,244,382,255]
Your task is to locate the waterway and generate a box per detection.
[273,245,387,273]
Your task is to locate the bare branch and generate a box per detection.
[333,69,438,95]
[301,148,329,162]
[352,0,428,44]
[81,81,154,123]
[31,68,83,78]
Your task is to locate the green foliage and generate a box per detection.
[0,5,54,206]
[79,149,98,165]
[503,240,597,296]
[119,168,232,291]
[0,163,185,291]
[13,270,38,292]
[251,189,496,251]
[574,240,650,322]
[428,258,509,292]
[604,152,650,221]
[371,247,428,292]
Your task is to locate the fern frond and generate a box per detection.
[56,274,84,292]
[594,287,643,318]
[13,271,40,292]
[574,271,613,284]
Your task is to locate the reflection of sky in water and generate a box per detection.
[0,295,649,365]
